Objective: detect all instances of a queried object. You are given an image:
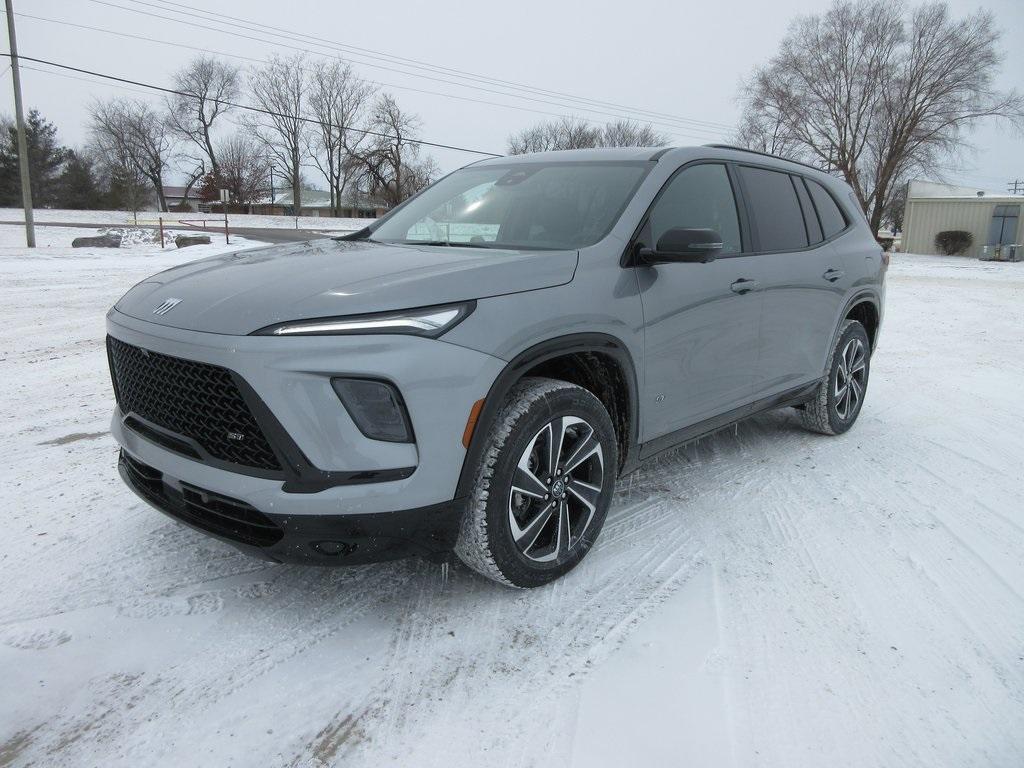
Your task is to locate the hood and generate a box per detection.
[114,239,578,335]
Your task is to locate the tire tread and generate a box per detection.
[455,377,608,587]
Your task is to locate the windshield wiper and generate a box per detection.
[397,240,494,248]
[335,226,373,241]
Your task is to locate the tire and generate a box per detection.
[799,319,871,435]
[455,377,618,588]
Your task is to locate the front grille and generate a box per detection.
[120,451,284,547]
[108,336,281,472]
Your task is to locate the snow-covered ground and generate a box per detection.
[0,207,372,235]
[0,235,1022,767]
[0,223,264,252]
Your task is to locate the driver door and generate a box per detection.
[635,162,764,441]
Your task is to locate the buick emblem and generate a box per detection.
[153,298,182,316]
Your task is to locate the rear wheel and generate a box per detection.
[455,377,617,588]
[799,319,871,435]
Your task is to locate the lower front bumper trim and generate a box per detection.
[118,450,464,566]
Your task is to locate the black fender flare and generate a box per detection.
[828,289,882,365]
[454,333,640,499]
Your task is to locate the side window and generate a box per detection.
[793,176,823,245]
[806,179,848,238]
[739,166,809,251]
[648,163,742,254]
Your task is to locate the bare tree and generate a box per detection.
[350,94,437,208]
[881,181,907,232]
[509,117,601,154]
[307,61,374,216]
[737,0,1023,233]
[508,116,667,154]
[216,134,270,205]
[734,69,802,156]
[600,120,669,147]
[245,55,308,210]
[89,98,175,211]
[166,56,240,178]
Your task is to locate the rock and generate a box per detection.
[174,234,212,248]
[72,234,122,248]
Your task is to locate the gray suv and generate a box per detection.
[107,145,885,587]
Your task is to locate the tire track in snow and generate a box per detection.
[305,425,799,766]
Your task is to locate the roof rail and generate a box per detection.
[703,144,826,174]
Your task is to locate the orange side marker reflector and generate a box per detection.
[462,398,486,448]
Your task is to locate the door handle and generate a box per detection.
[730,278,759,294]
[822,268,845,282]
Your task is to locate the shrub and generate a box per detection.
[934,230,973,255]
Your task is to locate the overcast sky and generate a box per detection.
[4,0,1022,192]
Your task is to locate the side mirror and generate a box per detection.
[639,228,723,264]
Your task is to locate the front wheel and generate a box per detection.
[799,319,871,435]
[455,377,618,588]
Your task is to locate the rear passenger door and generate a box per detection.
[736,166,853,397]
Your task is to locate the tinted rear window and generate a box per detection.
[806,179,848,238]
[739,166,808,251]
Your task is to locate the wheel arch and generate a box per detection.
[844,295,881,350]
[828,290,881,364]
[455,333,640,499]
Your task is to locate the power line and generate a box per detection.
[116,0,736,132]
[8,10,716,143]
[75,0,731,139]
[0,52,505,157]
[123,0,736,133]
[18,62,171,99]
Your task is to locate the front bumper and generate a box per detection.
[119,450,462,564]
[106,309,506,563]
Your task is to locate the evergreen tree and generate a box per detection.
[0,110,69,207]
[55,150,102,210]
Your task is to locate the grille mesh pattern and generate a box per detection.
[108,337,281,471]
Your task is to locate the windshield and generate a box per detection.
[368,161,652,251]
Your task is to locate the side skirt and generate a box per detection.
[634,379,822,464]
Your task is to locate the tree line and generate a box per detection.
[1,54,438,215]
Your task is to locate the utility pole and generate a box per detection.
[5,0,35,247]
[1008,179,1024,196]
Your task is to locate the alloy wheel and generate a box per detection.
[834,337,867,420]
[507,416,604,563]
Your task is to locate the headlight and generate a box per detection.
[252,301,475,337]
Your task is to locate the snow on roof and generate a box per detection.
[907,179,1016,201]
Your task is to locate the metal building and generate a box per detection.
[902,180,1022,258]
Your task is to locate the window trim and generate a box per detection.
[792,174,823,246]
[621,159,750,266]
